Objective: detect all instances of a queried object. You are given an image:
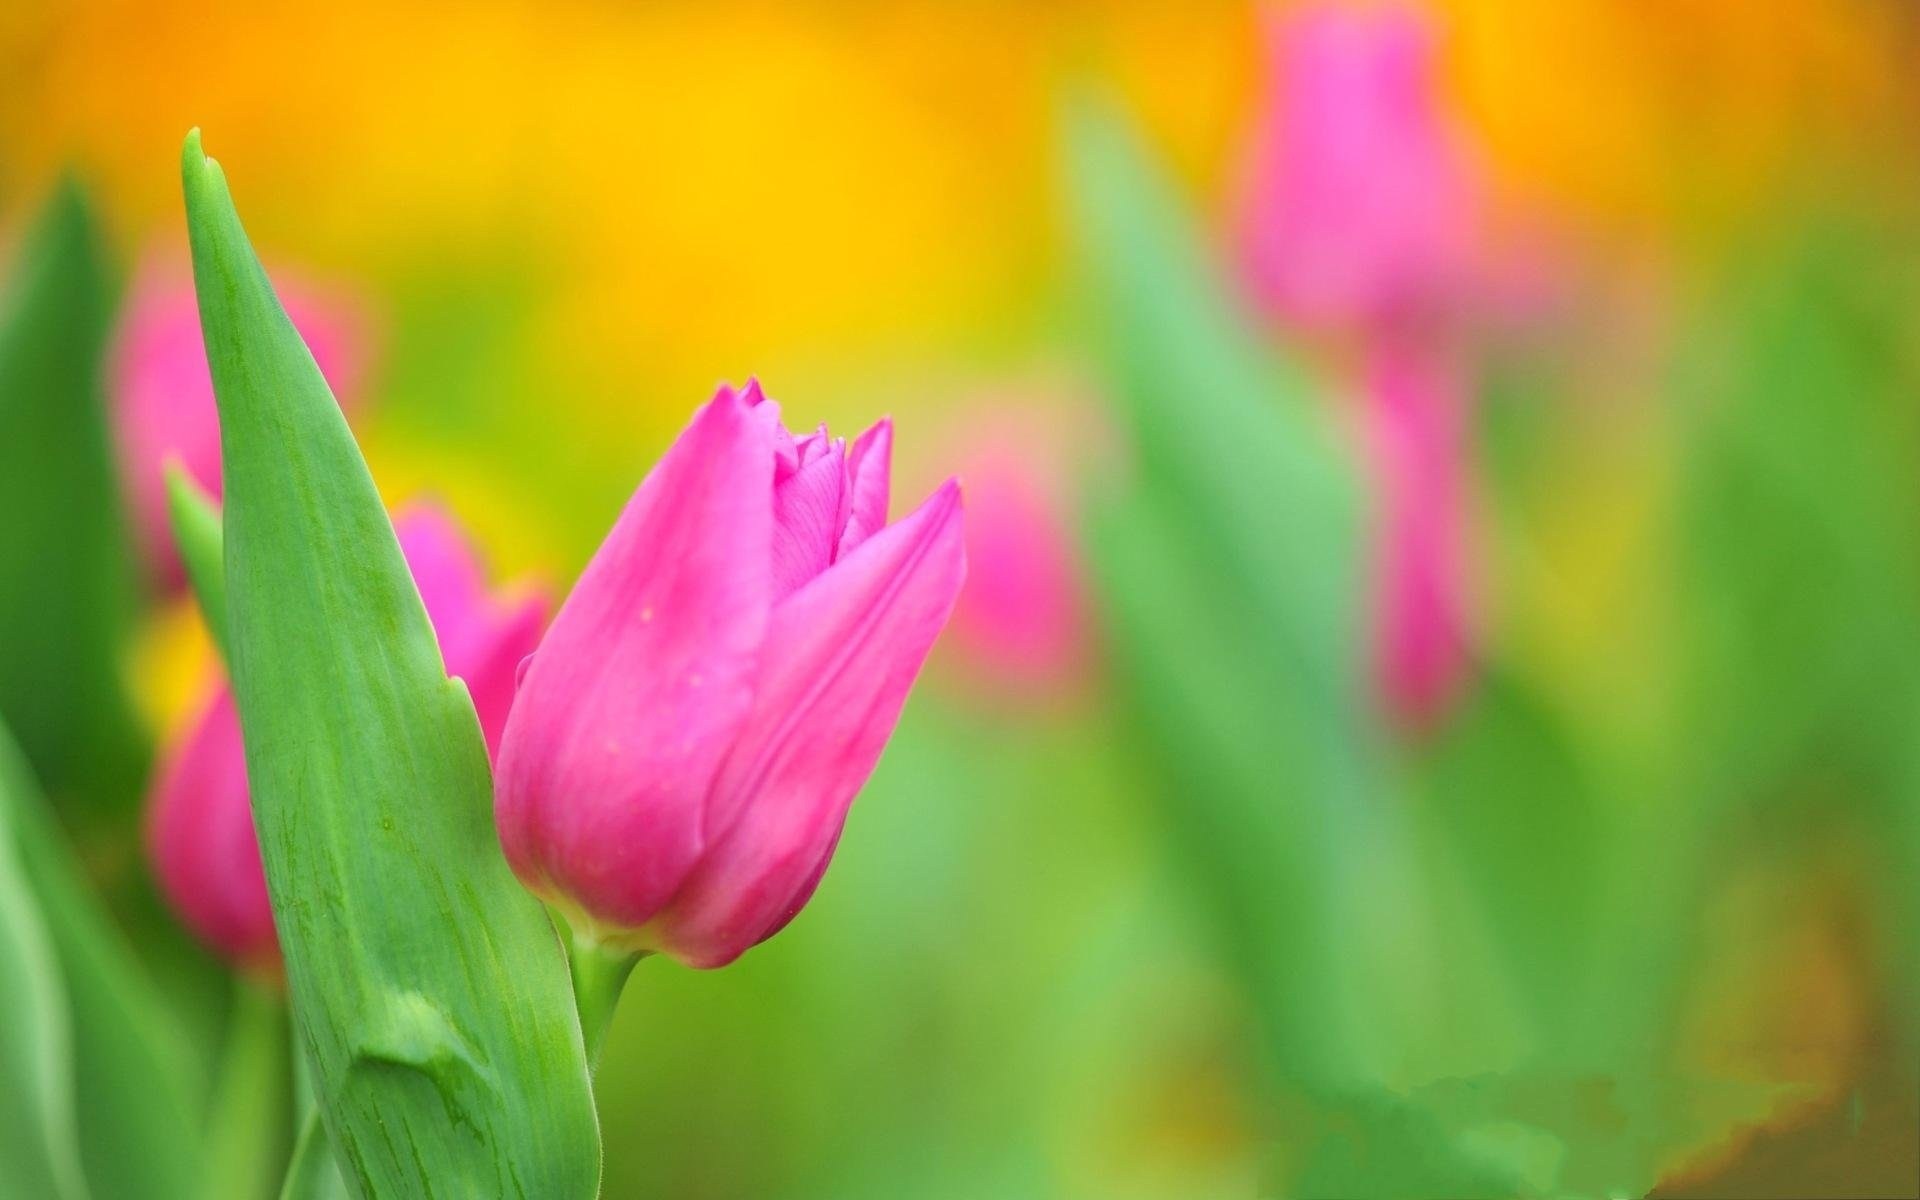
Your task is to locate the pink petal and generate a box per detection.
[145,687,277,968]
[837,417,892,556]
[791,424,832,466]
[947,445,1089,690]
[393,504,551,756]
[740,379,801,480]
[748,827,841,947]
[770,436,847,601]
[395,503,490,626]
[454,593,550,761]
[656,479,966,967]
[495,388,774,929]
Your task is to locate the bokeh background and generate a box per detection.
[3,1,1919,1196]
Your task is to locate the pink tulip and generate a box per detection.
[393,507,552,760]
[495,383,966,969]
[1233,2,1474,332]
[145,688,268,968]
[1365,338,1473,733]
[942,424,1091,700]
[147,504,546,968]
[111,255,368,587]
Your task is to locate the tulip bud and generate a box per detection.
[1233,2,1474,332]
[110,254,368,587]
[939,411,1093,702]
[147,503,545,967]
[495,383,966,968]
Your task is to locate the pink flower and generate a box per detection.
[1234,2,1474,332]
[145,688,267,968]
[495,383,966,969]
[147,504,546,969]
[111,255,368,587]
[394,507,551,760]
[941,421,1091,701]
[1365,338,1473,733]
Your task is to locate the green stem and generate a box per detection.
[567,928,641,1071]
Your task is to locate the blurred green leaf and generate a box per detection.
[1420,670,1599,1050]
[1087,484,1353,1086]
[1064,97,1554,1197]
[0,180,144,818]
[0,724,89,1200]
[181,130,600,1198]
[1676,221,1920,800]
[166,463,229,661]
[280,1112,353,1200]
[1065,95,1381,1084]
[0,719,200,1200]
[202,979,292,1200]
[1064,97,1364,707]
[1897,734,1920,1045]
[1573,217,1920,1093]
[1288,1090,1541,1200]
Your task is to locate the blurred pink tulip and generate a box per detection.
[1233,2,1486,730]
[1365,339,1473,733]
[147,504,546,968]
[495,382,966,968]
[943,427,1091,700]
[111,255,368,587]
[1234,2,1474,332]
[394,507,552,759]
[145,688,267,968]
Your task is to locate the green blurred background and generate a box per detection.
[3,1,1919,1196]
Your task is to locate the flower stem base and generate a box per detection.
[567,926,642,1071]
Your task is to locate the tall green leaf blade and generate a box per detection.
[1086,484,1353,1086]
[181,131,599,1199]
[0,719,200,1200]
[0,181,144,817]
[166,464,230,662]
[1064,100,1538,1194]
[1065,98,1385,1089]
[0,728,89,1200]
[1064,97,1365,710]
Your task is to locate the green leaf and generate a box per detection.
[1419,671,1599,1051]
[280,1111,354,1200]
[181,131,600,1199]
[1087,484,1354,1087]
[1064,95,1366,708]
[0,180,144,818]
[1065,97,1387,1092]
[202,979,292,1200]
[1674,223,1920,796]
[0,728,89,1200]
[0,719,200,1200]
[1062,98,1545,1195]
[166,463,230,662]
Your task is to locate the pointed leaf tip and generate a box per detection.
[177,135,601,1195]
[180,128,236,244]
[180,129,207,192]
